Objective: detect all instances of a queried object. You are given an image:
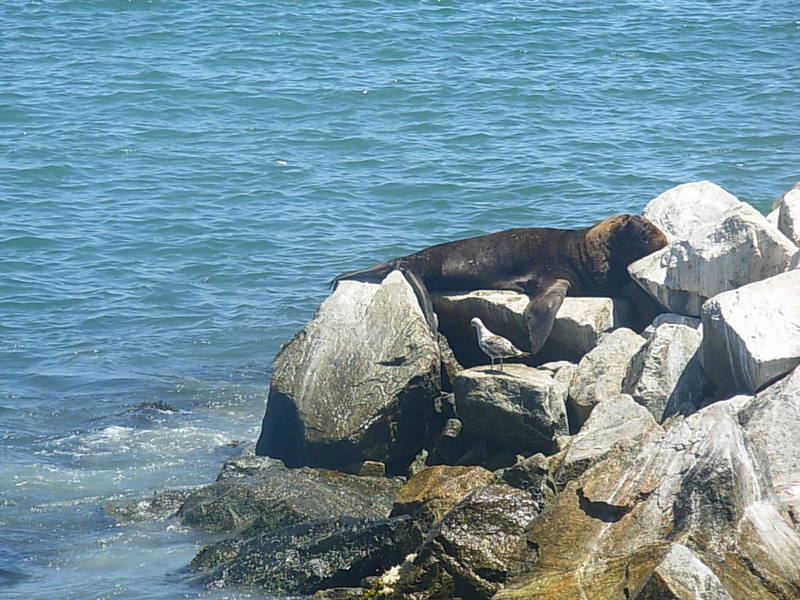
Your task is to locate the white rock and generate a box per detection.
[637,543,734,600]
[556,394,657,483]
[622,322,705,422]
[567,328,646,429]
[701,270,800,395]
[739,367,800,483]
[630,203,798,316]
[776,182,800,247]
[642,180,742,241]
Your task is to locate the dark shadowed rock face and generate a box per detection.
[388,483,539,600]
[189,516,423,595]
[255,271,445,475]
[179,457,402,535]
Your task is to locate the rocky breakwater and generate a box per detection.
[110,181,800,599]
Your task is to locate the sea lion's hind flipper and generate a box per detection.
[523,278,570,356]
[328,259,398,288]
[401,269,438,332]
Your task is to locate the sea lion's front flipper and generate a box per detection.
[523,278,570,356]
[401,269,438,332]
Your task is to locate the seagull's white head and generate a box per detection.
[470,317,483,329]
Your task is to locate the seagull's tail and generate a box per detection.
[328,259,400,288]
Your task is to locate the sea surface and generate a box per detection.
[1,1,798,598]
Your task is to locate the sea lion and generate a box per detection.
[332,214,668,355]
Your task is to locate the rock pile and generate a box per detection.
[113,181,800,599]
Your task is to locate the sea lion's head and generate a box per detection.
[583,214,668,286]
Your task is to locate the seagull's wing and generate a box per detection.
[483,334,526,357]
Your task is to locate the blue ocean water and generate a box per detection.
[1,1,798,597]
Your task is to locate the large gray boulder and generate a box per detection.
[642,180,741,241]
[494,400,800,600]
[775,183,800,246]
[701,269,800,396]
[433,290,634,365]
[630,202,798,317]
[739,367,800,521]
[567,328,646,430]
[622,322,706,422]
[256,271,444,474]
[452,365,569,461]
[556,394,658,484]
[635,543,734,600]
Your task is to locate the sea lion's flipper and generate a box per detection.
[401,269,438,332]
[329,259,399,288]
[523,278,570,356]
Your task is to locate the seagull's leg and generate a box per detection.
[499,356,503,371]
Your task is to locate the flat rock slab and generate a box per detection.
[190,516,422,595]
[453,365,569,458]
[179,459,403,534]
[434,290,633,365]
[256,270,442,474]
[630,203,798,317]
[701,269,800,396]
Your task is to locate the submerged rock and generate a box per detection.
[104,488,193,522]
[701,269,800,396]
[256,271,444,474]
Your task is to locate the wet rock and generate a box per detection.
[556,394,658,484]
[390,465,496,528]
[567,328,646,431]
[630,203,798,316]
[310,588,367,600]
[775,182,800,246]
[433,290,636,365]
[494,400,800,600]
[498,453,558,513]
[389,483,538,599]
[255,271,443,474]
[642,180,741,241]
[104,488,193,522]
[622,322,706,422]
[179,458,402,534]
[452,365,568,462]
[701,269,800,396]
[190,516,422,595]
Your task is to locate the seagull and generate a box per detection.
[470,317,529,371]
